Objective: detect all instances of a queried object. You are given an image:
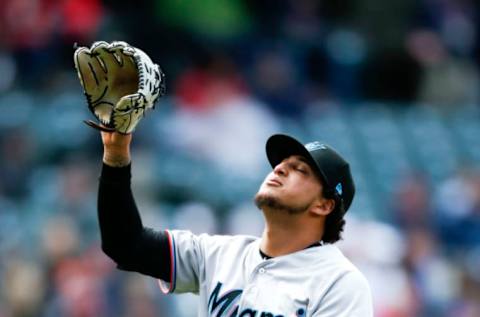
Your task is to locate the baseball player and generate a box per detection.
[74,42,373,317]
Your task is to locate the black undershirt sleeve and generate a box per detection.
[98,163,171,281]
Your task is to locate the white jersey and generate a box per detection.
[159,230,373,317]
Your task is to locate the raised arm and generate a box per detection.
[98,131,171,280]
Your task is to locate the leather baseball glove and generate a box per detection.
[74,41,166,133]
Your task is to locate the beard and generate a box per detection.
[254,192,311,215]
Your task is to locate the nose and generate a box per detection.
[273,161,287,176]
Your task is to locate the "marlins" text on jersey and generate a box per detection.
[208,282,306,317]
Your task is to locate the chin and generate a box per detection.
[255,186,280,204]
[254,191,275,209]
[254,192,307,215]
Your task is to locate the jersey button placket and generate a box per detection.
[239,265,266,311]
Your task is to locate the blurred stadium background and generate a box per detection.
[1,0,480,316]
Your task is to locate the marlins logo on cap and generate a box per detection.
[305,142,327,151]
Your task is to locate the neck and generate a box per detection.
[260,208,324,257]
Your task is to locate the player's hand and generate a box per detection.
[101,130,132,167]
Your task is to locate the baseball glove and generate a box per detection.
[74,41,166,133]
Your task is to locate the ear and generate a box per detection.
[310,198,335,217]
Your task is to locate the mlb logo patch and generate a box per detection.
[335,183,343,195]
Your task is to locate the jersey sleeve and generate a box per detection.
[158,229,231,295]
[312,270,373,317]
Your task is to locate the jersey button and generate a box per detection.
[259,268,266,274]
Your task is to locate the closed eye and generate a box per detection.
[293,165,309,175]
[282,157,312,175]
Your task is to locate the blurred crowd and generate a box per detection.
[1,0,480,316]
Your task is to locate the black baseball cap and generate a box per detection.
[266,134,355,212]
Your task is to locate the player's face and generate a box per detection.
[255,155,324,214]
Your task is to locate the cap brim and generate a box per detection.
[266,134,329,186]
